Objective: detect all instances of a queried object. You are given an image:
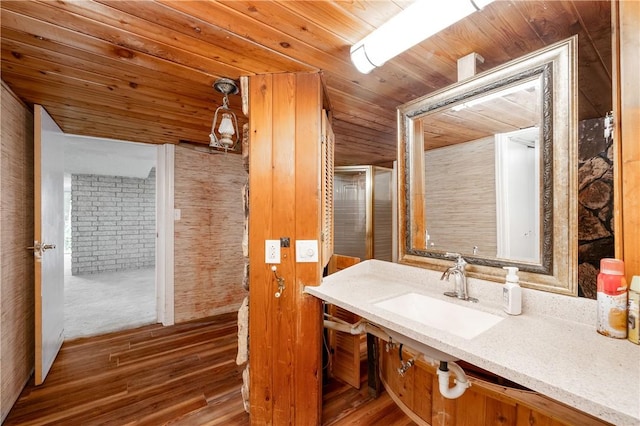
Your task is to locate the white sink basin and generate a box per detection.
[374,292,504,339]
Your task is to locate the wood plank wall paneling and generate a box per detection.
[0,81,35,422]
[248,73,274,424]
[409,119,426,250]
[615,1,640,280]
[424,137,497,256]
[173,145,247,323]
[293,73,324,425]
[271,72,296,425]
[248,72,324,425]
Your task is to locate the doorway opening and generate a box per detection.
[495,127,540,263]
[63,135,158,340]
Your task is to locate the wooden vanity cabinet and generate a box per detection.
[379,343,611,426]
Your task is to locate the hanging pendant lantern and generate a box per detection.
[209,78,240,151]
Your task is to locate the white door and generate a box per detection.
[495,127,540,263]
[505,141,537,260]
[33,105,65,385]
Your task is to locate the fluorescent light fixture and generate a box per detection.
[451,78,539,112]
[350,0,495,74]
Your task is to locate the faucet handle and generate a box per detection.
[440,268,451,280]
[445,252,467,268]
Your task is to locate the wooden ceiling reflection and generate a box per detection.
[423,85,540,150]
[0,1,611,167]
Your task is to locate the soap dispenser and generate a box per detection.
[502,266,522,315]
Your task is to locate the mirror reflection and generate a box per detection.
[398,37,577,295]
[420,77,542,264]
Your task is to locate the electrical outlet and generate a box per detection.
[265,240,280,264]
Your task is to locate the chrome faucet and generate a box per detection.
[441,253,477,302]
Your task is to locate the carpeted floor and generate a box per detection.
[64,257,156,340]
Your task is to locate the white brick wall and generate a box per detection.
[71,168,155,275]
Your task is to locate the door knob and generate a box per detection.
[27,241,56,258]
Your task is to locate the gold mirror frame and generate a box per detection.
[397,37,578,295]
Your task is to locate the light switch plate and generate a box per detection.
[265,240,280,264]
[296,240,318,263]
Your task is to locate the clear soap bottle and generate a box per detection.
[502,266,522,315]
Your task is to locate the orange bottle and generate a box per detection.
[597,258,628,338]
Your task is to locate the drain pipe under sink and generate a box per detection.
[323,317,471,400]
[436,360,471,399]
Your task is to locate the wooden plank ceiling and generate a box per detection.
[1,1,611,167]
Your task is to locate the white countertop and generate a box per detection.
[305,260,640,425]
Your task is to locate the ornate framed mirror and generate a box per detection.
[397,36,578,295]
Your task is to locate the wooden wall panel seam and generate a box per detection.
[249,72,275,424]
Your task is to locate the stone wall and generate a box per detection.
[578,117,614,298]
[71,169,155,275]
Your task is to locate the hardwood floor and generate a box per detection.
[5,313,413,425]
[322,379,416,426]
